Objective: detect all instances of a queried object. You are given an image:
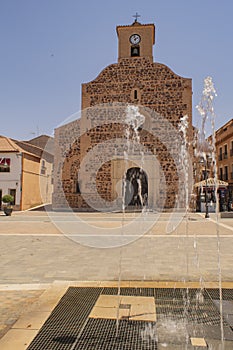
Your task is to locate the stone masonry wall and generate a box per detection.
[53,57,192,210]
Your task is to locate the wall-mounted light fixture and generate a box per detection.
[0,158,9,168]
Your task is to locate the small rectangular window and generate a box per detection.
[219,147,223,161]
[76,181,81,194]
[131,46,140,57]
[224,166,228,180]
[219,168,223,180]
[41,160,46,175]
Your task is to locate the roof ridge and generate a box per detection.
[16,139,44,152]
[0,135,20,152]
[117,23,155,29]
[0,135,40,157]
[7,137,21,151]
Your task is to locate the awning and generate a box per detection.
[194,177,228,188]
[0,158,10,166]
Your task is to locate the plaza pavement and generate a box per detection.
[0,209,233,349]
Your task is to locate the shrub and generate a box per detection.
[2,194,14,204]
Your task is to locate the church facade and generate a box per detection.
[53,19,193,211]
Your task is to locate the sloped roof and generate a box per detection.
[27,135,54,155]
[0,135,22,152]
[14,139,53,162]
[0,135,39,159]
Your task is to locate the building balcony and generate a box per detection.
[223,174,228,181]
[223,153,228,159]
[219,154,223,161]
[230,149,233,157]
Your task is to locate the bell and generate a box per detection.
[131,47,139,57]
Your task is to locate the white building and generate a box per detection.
[0,135,54,211]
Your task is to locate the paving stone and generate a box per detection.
[0,290,44,340]
[0,328,38,350]
[190,337,207,346]
[202,325,233,341]
[89,295,156,321]
[0,212,233,348]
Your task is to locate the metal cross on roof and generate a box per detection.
[133,12,141,22]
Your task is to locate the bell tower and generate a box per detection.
[55,17,193,212]
[116,17,155,62]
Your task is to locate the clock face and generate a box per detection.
[130,34,141,45]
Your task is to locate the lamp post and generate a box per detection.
[204,158,209,218]
[200,155,211,218]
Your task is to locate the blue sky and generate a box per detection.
[0,0,232,140]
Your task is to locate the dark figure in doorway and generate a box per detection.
[125,167,148,208]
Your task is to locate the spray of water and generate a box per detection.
[178,115,191,343]
[116,104,146,336]
[196,76,224,344]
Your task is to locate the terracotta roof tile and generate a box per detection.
[0,135,39,158]
[0,135,21,152]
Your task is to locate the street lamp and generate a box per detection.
[204,159,209,218]
[200,155,211,218]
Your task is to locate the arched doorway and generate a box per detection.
[124,167,148,208]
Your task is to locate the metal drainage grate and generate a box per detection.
[102,287,155,297]
[205,288,233,301]
[72,319,157,350]
[222,289,233,300]
[155,288,200,300]
[26,287,102,350]
[101,287,118,295]
[26,287,233,350]
[155,289,230,326]
[156,304,228,325]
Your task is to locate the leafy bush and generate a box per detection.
[2,194,14,204]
